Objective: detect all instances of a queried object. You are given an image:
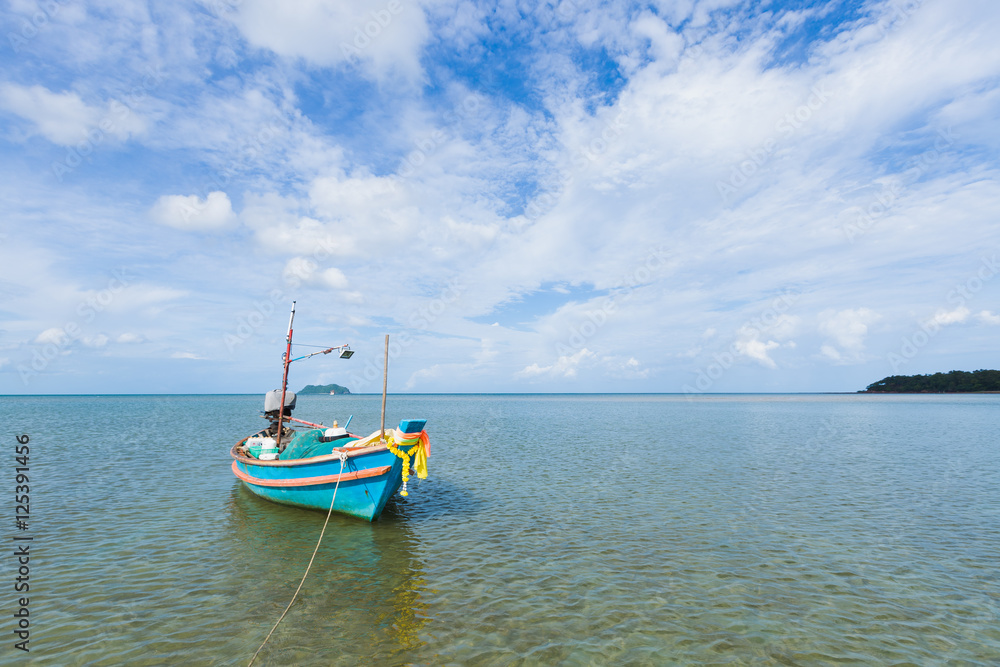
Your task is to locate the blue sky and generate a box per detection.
[1,0,999,394]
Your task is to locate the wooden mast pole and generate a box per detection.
[276,301,296,449]
[380,334,388,441]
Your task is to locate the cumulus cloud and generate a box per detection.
[81,334,108,348]
[818,308,880,359]
[978,310,1000,325]
[0,83,97,145]
[0,82,146,145]
[320,268,349,289]
[282,257,351,290]
[4,1,1000,393]
[241,192,357,257]
[820,344,841,361]
[929,306,971,327]
[116,333,146,343]
[731,313,798,368]
[630,11,684,66]
[604,355,649,378]
[734,338,780,369]
[32,327,105,350]
[151,192,236,231]
[283,256,318,285]
[35,327,70,346]
[517,348,597,379]
[230,0,430,81]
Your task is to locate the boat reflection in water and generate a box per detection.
[226,485,430,664]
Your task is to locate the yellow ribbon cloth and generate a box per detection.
[346,428,430,479]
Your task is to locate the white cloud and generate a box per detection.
[730,313,798,369]
[281,257,351,290]
[171,352,203,360]
[819,308,880,351]
[604,355,649,378]
[734,338,780,369]
[405,364,445,389]
[765,315,800,341]
[116,333,146,344]
[517,348,597,379]
[230,0,431,81]
[81,334,108,348]
[283,256,318,285]
[630,12,683,66]
[151,192,236,231]
[241,192,357,257]
[978,310,1000,325]
[929,306,970,327]
[3,1,1000,393]
[320,267,349,290]
[0,83,97,145]
[35,327,70,346]
[817,308,880,364]
[33,328,107,349]
[0,82,147,145]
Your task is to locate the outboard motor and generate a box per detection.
[263,390,296,436]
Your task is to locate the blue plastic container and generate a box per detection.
[398,419,426,433]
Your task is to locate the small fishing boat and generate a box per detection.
[230,302,429,521]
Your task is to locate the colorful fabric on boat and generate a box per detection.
[345,428,430,478]
[393,428,430,479]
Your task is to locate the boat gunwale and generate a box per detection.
[230,437,412,467]
[230,460,393,487]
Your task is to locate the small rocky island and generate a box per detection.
[861,369,1000,393]
[299,383,351,395]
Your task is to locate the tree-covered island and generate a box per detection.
[862,369,1000,393]
[299,383,351,395]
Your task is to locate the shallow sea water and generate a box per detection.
[3,393,999,665]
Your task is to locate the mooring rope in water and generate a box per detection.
[248,451,348,667]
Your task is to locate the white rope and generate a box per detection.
[248,451,348,666]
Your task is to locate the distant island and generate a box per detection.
[862,369,1000,393]
[299,383,351,395]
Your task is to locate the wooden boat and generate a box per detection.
[230,302,429,521]
[230,422,429,521]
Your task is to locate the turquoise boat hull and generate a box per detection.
[230,438,419,522]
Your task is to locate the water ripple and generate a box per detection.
[3,394,999,665]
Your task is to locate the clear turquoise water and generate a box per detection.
[3,393,999,665]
